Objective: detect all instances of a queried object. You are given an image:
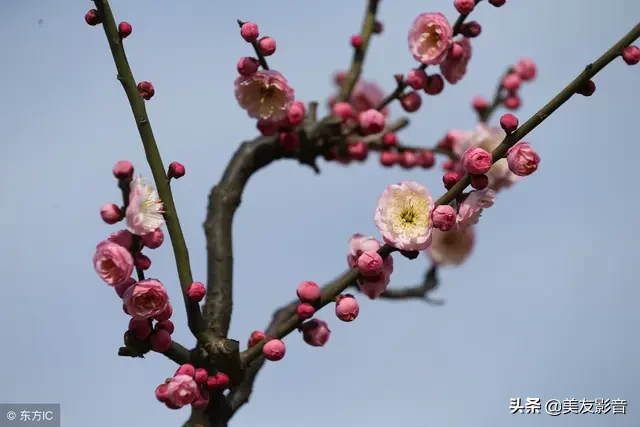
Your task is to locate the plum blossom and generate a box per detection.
[126,176,164,236]
[330,77,390,117]
[440,37,472,84]
[374,181,435,251]
[506,142,540,176]
[455,125,519,191]
[408,13,453,65]
[457,189,496,230]
[93,241,134,286]
[234,70,295,122]
[346,234,394,299]
[123,279,170,320]
[427,225,475,266]
[166,374,199,408]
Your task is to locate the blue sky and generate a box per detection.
[1,0,638,426]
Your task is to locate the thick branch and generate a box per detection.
[93,0,207,342]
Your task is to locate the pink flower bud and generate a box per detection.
[257,37,276,56]
[257,119,278,136]
[506,142,540,176]
[420,150,436,168]
[460,21,481,38]
[332,102,355,121]
[168,162,185,179]
[335,294,359,322]
[470,174,489,190]
[488,0,506,6]
[134,253,151,270]
[399,151,418,169]
[141,228,164,249]
[373,21,383,34]
[357,250,383,277]
[154,303,173,321]
[118,22,132,38]
[454,0,475,14]
[150,329,172,352]
[296,281,321,303]
[155,383,169,402]
[167,374,198,407]
[622,46,640,65]
[300,319,331,347]
[262,339,286,361]
[502,73,521,91]
[350,34,364,48]
[472,96,488,111]
[348,141,368,162]
[407,68,428,90]
[382,133,397,146]
[248,330,266,348]
[400,91,422,112]
[115,277,136,298]
[194,368,208,385]
[499,113,519,134]
[85,9,102,26]
[358,109,386,134]
[576,80,596,97]
[191,388,210,409]
[379,151,398,167]
[100,203,124,224]
[503,94,521,109]
[447,42,464,60]
[215,372,230,389]
[175,364,196,378]
[442,159,455,171]
[443,171,461,189]
[240,22,259,42]
[187,281,206,302]
[514,58,537,81]
[112,160,134,179]
[108,229,133,249]
[237,57,259,77]
[431,205,456,231]
[137,81,155,100]
[462,147,492,174]
[296,303,315,320]
[424,74,445,95]
[287,101,305,126]
[279,132,299,151]
[128,318,151,340]
[155,319,175,334]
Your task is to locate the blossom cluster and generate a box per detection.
[155,364,230,410]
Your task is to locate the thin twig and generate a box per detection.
[237,19,269,70]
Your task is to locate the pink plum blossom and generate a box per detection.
[427,225,475,266]
[408,13,453,65]
[166,374,199,408]
[123,279,170,320]
[457,189,496,230]
[234,70,294,122]
[440,37,472,84]
[347,234,382,268]
[506,142,540,176]
[126,176,164,236]
[431,205,456,231]
[93,240,134,286]
[374,181,435,251]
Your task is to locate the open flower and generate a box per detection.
[166,374,199,408]
[427,225,475,266]
[455,125,519,191]
[126,176,164,236]
[408,13,453,65]
[234,70,295,122]
[457,188,496,229]
[440,37,472,84]
[357,255,394,299]
[123,279,170,320]
[93,240,134,286]
[374,181,435,251]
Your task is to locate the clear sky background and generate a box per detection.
[1,1,638,426]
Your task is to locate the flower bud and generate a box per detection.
[431,205,456,231]
[137,81,155,100]
[287,101,305,126]
[379,151,398,167]
[262,339,286,361]
[240,22,259,42]
[400,91,422,112]
[576,80,596,97]
[470,174,489,190]
[155,319,175,334]
[350,34,364,48]
[424,74,444,95]
[296,281,321,303]
[112,160,134,180]
[502,73,521,92]
[296,303,315,320]
[335,294,359,322]
[460,21,481,38]
[155,384,169,402]
[357,250,383,277]
[454,0,475,14]
[257,37,276,56]
[514,58,537,81]
[141,228,164,249]
[118,22,132,38]
[154,303,173,321]
[499,113,518,134]
[85,9,102,26]
[503,94,521,109]
[472,96,488,112]
[488,0,506,6]
[622,46,640,65]
[348,141,369,162]
[399,151,418,169]
[443,171,461,190]
[134,253,151,270]
[175,364,196,378]
[419,150,435,168]
[128,318,151,340]
[382,133,397,147]
[300,319,331,347]
[194,368,208,385]
[100,203,124,224]
[461,147,492,174]
[150,329,172,352]
[187,281,206,302]
[168,161,185,179]
[237,57,259,77]
[332,102,355,121]
[407,68,428,90]
[506,142,540,176]
[215,372,230,389]
[358,109,386,134]
[248,330,266,348]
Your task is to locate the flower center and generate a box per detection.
[392,193,430,234]
[102,259,116,272]
[419,25,441,55]
[260,85,275,103]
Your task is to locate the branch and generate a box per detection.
[378,266,440,300]
[336,0,381,102]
